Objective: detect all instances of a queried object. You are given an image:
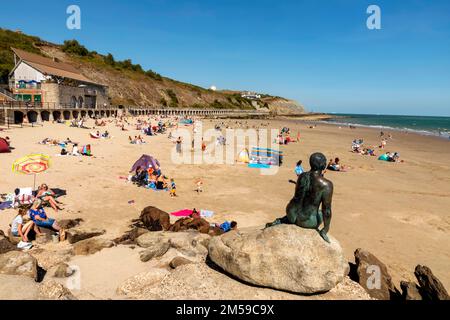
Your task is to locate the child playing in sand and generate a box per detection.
[195,179,203,193]
[170,179,177,198]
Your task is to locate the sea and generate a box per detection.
[323,114,450,139]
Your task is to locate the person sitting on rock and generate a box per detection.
[28,200,65,241]
[10,208,36,243]
[265,152,333,243]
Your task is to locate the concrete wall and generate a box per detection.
[41,83,109,108]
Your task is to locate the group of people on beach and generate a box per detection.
[7,183,65,249]
[350,133,402,163]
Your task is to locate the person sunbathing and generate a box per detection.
[36,183,63,212]
[210,221,238,235]
[71,143,80,156]
[28,200,65,241]
[326,157,347,172]
[11,208,36,243]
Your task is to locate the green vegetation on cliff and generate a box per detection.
[0,28,42,83]
[0,28,303,113]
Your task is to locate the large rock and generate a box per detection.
[0,231,17,254]
[136,232,169,249]
[140,242,170,262]
[135,231,211,264]
[353,248,397,300]
[140,206,171,231]
[169,256,194,269]
[400,281,422,300]
[114,227,149,245]
[208,225,349,294]
[414,265,449,300]
[66,228,105,244]
[58,218,83,229]
[72,238,114,256]
[120,263,371,300]
[53,263,75,278]
[39,280,77,300]
[117,268,170,296]
[0,251,38,279]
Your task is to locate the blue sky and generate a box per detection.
[1,0,450,116]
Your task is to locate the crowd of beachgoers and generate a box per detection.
[0,112,408,252]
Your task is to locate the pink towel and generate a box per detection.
[170,209,193,217]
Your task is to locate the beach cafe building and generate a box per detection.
[0,48,117,125]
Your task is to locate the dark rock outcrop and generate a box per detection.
[414,265,449,300]
[400,281,422,300]
[353,248,398,300]
[139,206,171,231]
[72,238,114,256]
[0,231,17,254]
[66,227,105,244]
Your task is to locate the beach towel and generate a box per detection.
[200,209,214,218]
[248,163,271,169]
[170,209,193,217]
[0,201,12,210]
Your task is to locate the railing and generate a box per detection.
[0,87,16,100]
[0,101,119,110]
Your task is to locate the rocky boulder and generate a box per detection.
[170,256,194,269]
[140,206,171,231]
[58,218,83,229]
[72,238,114,256]
[0,251,38,279]
[140,242,170,262]
[114,227,149,245]
[400,281,422,300]
[136,230,210,263]
[117,268,170,296]
[66,228,105,244]
[39,281,77,300]
[208,225,349,294]
[53,263,75,278]
[0,231,17,254]
[414,265,449,300]
[353,248,398,300]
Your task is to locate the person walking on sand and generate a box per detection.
[176,136,182,154]
[170,179,177,198]
[201,139,206,152]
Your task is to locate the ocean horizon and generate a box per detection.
[322,113,450,139]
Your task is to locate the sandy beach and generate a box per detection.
[1,116,449,298]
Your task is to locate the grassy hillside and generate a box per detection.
[0,28,43,83]
[0,28,305,113]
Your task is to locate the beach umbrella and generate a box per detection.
[12,154,51,190]
[130,154,160,173]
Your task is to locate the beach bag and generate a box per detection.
[17,241,33,250]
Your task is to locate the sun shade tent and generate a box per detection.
[248,147,283,167]
[130,154,161,173]
[0,138,10,153]
[237,148,250,163]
